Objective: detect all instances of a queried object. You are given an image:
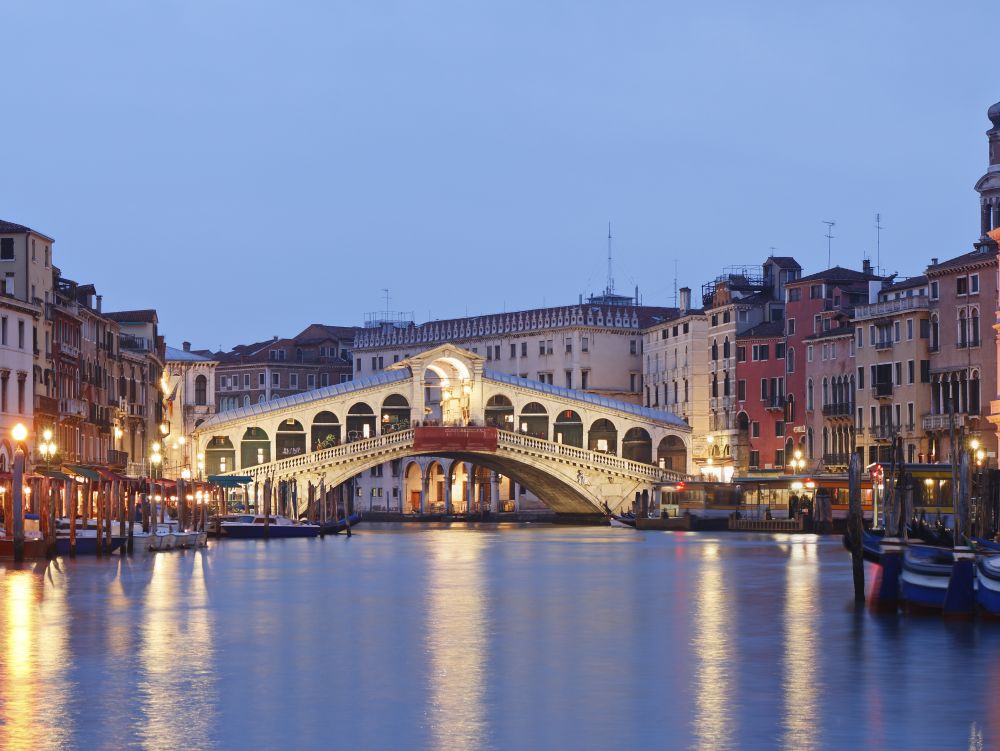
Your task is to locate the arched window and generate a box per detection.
[786,346,795,374]
[723,337,730,359]
[711,373,718,397]
[807,378,814,411]
[711,339,718,361]
[194,374,207,405]
[822,377,829,406]
[930,314,940,351]
[958,309,968,347]
[971,307,980,346]
[723,371,730,397]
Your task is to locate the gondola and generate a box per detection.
[319,513,362,535]
[976,556,1000,615]
[610,512,636,528]
[899,546,958,611]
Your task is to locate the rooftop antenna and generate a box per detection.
[606,221,615,296]
[382,288,390,318]
[673,259,678,307]
[875,213,884,273]
[823,220,836,267]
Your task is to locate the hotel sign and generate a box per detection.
[413,426,498,453]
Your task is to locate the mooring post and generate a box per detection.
[945,449,976,617]
[847,453,866,604]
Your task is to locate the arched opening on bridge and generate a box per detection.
[588,418,618,454]
[205,436,235,475]
[404,461,423,513]
[426,461,446,512]
[553,409,583,447]
[346,402,377,441]
[622,427,653,464]
[485,394,515,430]
[240,427,271,468]
[519,402,548,439]
[311,411,341,450]
[381,394,410,434]
[276,419,306,460]
[423,356,472,425]
[657,435,687,471]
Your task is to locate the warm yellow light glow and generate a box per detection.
[11,423,27,442]
[706,434,714,443]
[23,486,31,496]
[151,442,161,453]
[42,429,53,442]
[114,426,123,439]
[150,452,162,466]
[791,481,804,490]
[196,453,204,461]
[794,449,802,460]
[181,468,191,480]
[925,478,934,486]
[186,494,194,501]
[178,436,186,445]
[971,439,980,451]
[159,423,169,435]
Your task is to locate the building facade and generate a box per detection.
[0,295,41,470]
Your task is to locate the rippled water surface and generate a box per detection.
[0,525,996,750]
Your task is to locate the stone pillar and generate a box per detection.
[443,468,452,515]
[466,462,475,513]
[419,471,427,515]
[513,482,520,512]
[490,472,500,514]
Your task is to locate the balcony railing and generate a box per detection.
[34,393,59,415]
[127,402,146,418]
[59,398,87,418]
[822,452,851,467]
[956,338,981,349]
[874,340,894,351]
[869,424,900,441]
[853,295,929,321]
[923,413,967,431]
[873,382,893,398]
[822,402,854,417]
[120,334,151,352]
[107,449,128,467]
[763,396,787,411]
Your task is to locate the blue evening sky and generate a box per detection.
[2,1,997,350]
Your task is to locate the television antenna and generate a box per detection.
[822,220,836,267]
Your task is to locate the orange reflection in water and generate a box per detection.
[782,538,819,751]
[426,531,488,751]
[0,564,71,751]
[691,542,734,750]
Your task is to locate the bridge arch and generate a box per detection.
[205,435,235,475]
[241,427,271,468]
[380,394,410,433]
[657,435,686,471]
[403,460,423,512]
[311,411,341,450]
[554,409,584,447]
[588,418,618,455]
[622,427,653,464]
[485,393,515,430]
[519,402,548,439]
[276,419,307,460]
[347,402,377,441]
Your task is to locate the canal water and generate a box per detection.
[0,526,995,750]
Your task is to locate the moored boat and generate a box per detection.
[221,515,320,539]
[319,513,361,535]
[900,546,957,611]
[976,556,1000,615]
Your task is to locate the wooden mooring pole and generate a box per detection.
[847,453,865,604]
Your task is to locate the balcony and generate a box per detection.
[869,424,899,441]
[59,398,87,419]
[956,338,981,349]
[34,393,59,416]
[823,452,851,467]
[821,402,854,417]
[59,342,80,358]
[873,382,893,398]
[127,402,146,418]
[874,340,894,351]
[120,334,152,352]
[923,412,966,431]
[764,396,787,411]
[107,449,128,468]
[853,295,929,321]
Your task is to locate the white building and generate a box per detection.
[0,295,41,469]
[164,342,218,476]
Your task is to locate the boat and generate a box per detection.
[55,530,126,556]
[221,515,321,539]
[318,513,361,535]
[900,546,957,611]
[976,556,1000,615]
[609,512,636,529]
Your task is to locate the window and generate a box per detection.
[521,342,527,357]
[355,358,361,372]
[971,273,980,294]
[857,366,865,389]
[0,317,5,345]
[930,280,939,300]
[760,378,768,400]
[565,370,572,388]
[809,284,823,299]
[775,421,785,437]
[371,357,378,370]
[582,337,589,353]
[0,238,13,261]
[786,347,795,373]
[775,342,785,359]
[308,373,316,388]
[272,372,279,387]
[894,321,901,342]
[907,403,915,429]
[510,343,516,359]
[787,318,796,336]
[581,370,589,389]
[539,340,546,355]
[194,375,207,406]
[290,373,298,388]
[737,379,746,400]
[750,450,760,467]
[906,318,913,340]
[856,327,863,349]
[907,360,914,384]
[17,321,24,349]
[630,373,637,392]
[788,288,801,302]
[894,362,902,386]
[629,340,638,355]
[751,421,760,438]
[857,407,863,430]
[814,315,822,333]
[752,344,769,361]
[920,360,930,383]
[711,314,718,327]
[259,372,266,386]
[807,344,814,363]
[565,337,573,354]
[957,276,968,295]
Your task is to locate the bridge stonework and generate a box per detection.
[193,344,691,513]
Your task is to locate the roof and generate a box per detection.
[197,369,411,430]
[105,309,158,324]
[927,248,998,274]
[165,345,215,363]
[484,370,690,428]
[764,256,802,270]
[737,320,784,339]
[805,325,854,341]
[0,219,54,241]
[881,275,927,292]
[793,266,881,285]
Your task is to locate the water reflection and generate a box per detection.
[426,531,488,751]
[782,539,819,751]
[137,552,217,750]
[0,564,71,751]
[691,542,734,750]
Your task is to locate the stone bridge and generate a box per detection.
[193,344,691,513]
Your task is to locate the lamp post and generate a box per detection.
[11,423,28,561]
[150,443,162,527]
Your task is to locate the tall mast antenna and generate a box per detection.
[875,213,884,273]
[382,288,390,318]
[823,220,836,267]
[606,221,615,296]
[673,259,678,307]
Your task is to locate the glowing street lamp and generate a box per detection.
[10,423,28,561]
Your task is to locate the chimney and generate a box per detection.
[273,335,278,341]
[95,294,102,313]
[679,287,691,314]
[182,341,191,352]
[931,257,938,266]
[862,259,872,276]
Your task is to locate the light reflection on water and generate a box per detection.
[0,527,997,750]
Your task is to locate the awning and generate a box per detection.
[63,464,101,481]
[37,468,74,482]
[208,475,254,488]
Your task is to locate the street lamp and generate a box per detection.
[10,423,28,561]
[38,428,57,468]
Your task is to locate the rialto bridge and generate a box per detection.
[192,345,691,514]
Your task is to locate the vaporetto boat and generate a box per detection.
[221,515,320,539]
